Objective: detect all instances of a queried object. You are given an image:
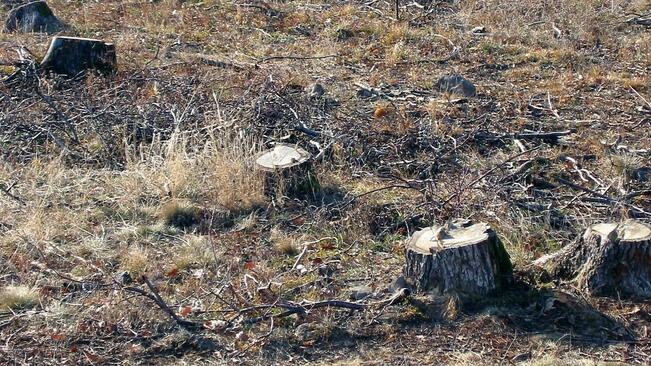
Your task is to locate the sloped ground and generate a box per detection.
[0,0,650,364]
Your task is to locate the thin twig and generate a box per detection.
[0,181,25,205]
[258,54,339,63]
[441,148,540,207]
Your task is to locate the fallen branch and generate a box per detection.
[124,276,201,329]
[625,12,651,28]
[244,288,410,325]
[441,147,539,207]
[476,129,575,143]
[556,177,650,216]
[0,181,25,205]
[258,54,339,63]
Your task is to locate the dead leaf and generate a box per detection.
[374,104,387,118]
[165,267,179,278]
[320,241,336,250]
[179,305,193,317]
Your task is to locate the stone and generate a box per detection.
[357,86,380,99]
[436,75,477,98]
[335,28,354,41]
[118,271,132,285]
[349,285,373,301]
[308,83,325,98]
[471,26,488,34]
[388,275,411,293]
[294,323,322,342]
[4,1,64,34]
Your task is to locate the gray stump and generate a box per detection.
[534,220,651,297]
[404,221,513,297]
[40,36,117,76]
[4,1,63,33]
[255,144,319,199]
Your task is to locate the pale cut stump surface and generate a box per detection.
[535,220,651,297]
[404,221,512,297]
[255,144,319,198]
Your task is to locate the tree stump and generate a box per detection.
[254,144,319,198]
[4,1,63,33]
[534,220,651,298]
[404,221,512,297]
[40,36,117,76]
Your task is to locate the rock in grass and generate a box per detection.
[471,26,488,34]
[308,83,325,98]
[349,285,373,301]
[118,271,133,285]
[436,74,477,98]
[335,28,354,42]
[4,1,63,33]
[388,275,411,293]
[40,36,117,76]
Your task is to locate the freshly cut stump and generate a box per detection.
[404,221,512,296]
[535,220,651,297]
[4,1,63,33]
[40,36,116,76]
[255,144,319,198]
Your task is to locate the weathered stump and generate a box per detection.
[535,220,651,298]
[40,36,117,76]
[255,144,319,198]
[4,1,63,33]
[404,221,512,297]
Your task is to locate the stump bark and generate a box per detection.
[4,1,63,33]
[535,220,651,298]
[404,221,512,296]
[255,144,319,198]
[40,36,117,76]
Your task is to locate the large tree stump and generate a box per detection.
[535,220,651,297]
[4,1,63,33]
[255,144,319,198]
[404,221,513,297]
[40,36,117,76]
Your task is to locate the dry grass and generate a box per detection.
[124,131,265,212]
[0,286,39,311]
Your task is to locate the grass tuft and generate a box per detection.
[0,286,39,311]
